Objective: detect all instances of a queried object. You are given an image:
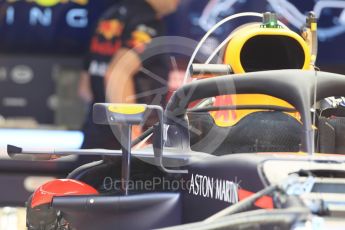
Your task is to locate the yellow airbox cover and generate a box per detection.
[211,23,310,127]
[224,23,311,73]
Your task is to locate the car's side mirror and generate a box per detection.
[93,103,186,194]
[93,103,148,125]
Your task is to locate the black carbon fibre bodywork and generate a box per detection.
[52,152,326,229]
[181,154,267,223]
[51,151,345,230]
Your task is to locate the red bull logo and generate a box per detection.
[90,19,124,56]
[97,20,124,40]
[7,0,88,7]
[210,95,237,127]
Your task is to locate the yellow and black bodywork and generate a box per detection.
[210,22,313,127]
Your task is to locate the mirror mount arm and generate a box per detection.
[151,106,188,174]
[119,124,132,195]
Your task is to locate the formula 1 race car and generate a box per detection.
[7,12,345,230]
